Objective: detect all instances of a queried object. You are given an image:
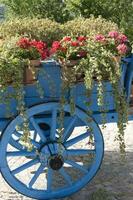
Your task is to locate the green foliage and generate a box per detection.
[0,0,132,41]
[65,0,133,42]
[62,16,119,37]
[1,0,71,23]
[0,37,25,92]
[0,18,63,46]
[0,16,119,47]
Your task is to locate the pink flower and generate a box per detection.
[78,50,87,58]
[95,34,106,42]
[117,34,127,43]
[117,44,127,55]
[108,31,119,39]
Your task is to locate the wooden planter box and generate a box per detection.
[23,60,41,84]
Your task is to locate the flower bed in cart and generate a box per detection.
[0,31,132,153]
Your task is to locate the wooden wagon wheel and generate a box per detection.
[0,102,104,199]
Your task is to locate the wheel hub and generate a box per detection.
[39,142,66,170]
[49,155,64,170]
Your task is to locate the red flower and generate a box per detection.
[50,41,62,54]
[41,49,49,60]
[17,37,30,49]
[77,36,87,42]
[71,41,79,47]
[36,41,47,50]
[30,40,38,47]
[62,36,71,42]
[52,41,61,50]
[30,40,47,50]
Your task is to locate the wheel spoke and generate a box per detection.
[48,144,55,155]
[29,164,45,189]
[59,168,72,186]
[30,117,47,142]
[12,159,39,175]
[13,131,41,148]
[7,150,36,157]
[63,116,77,142]
[13,130,22,138]
[30,140,41,149]
[47,168,53,191]
[65,160,88,174]
[66,149,95,156]
[65,131,91,148]
[50,109,57,141]
[10,137,23,150]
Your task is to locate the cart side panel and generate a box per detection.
[71,82,115,112]
[0,59,132,120]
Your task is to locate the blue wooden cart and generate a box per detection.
[0,55,133,199]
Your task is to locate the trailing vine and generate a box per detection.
[50,32,131,153]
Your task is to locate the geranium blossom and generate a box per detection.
[17,37,30,49]
[62,36,71,42]
[52,41,61,50]
[71,41,79,47]
[117,34,127,43]
[95,34,106,42]
[77,36,87,42]
[41,49,49,60]
[17,37,49,60]
[117,43,128,55]
[108,31,119,39]
[50,32,129,63]
[35,41,47,50]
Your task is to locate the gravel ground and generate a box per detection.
[0,121,133,200]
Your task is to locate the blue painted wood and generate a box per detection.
[65,160,88,173]
[12,159,39,176]
[0,102,104,199]
[66,149,95,156]
[0,56,133,122]
[65,131,91,148]
[123,55,133,102]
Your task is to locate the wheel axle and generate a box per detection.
[48,155,64,170]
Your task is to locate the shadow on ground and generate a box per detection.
[68,151,133,200]
[0,151,132,200]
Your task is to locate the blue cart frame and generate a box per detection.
[0,55,133,199]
